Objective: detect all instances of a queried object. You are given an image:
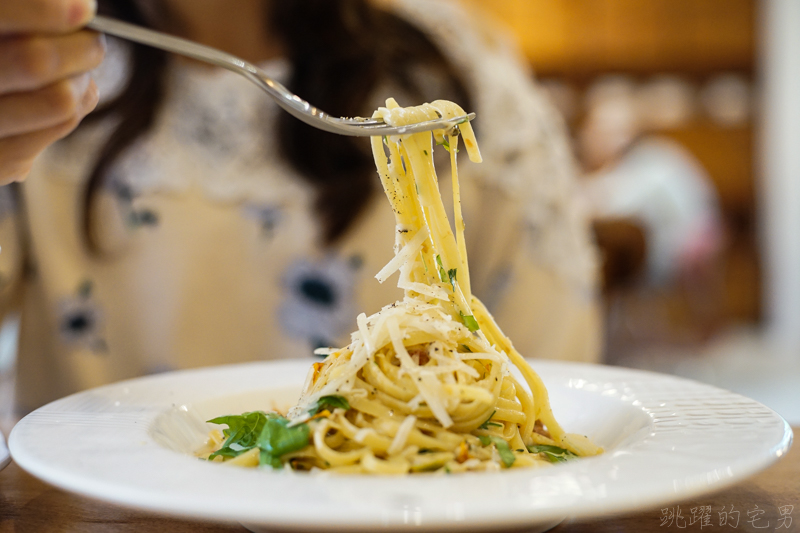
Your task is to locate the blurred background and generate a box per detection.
[458,0,800,423]
[0,0,797,429]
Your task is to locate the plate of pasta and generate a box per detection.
[8,358,792,531]
[9,100,793,531]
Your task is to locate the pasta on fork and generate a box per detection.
[198,99,602,473]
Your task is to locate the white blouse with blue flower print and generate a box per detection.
[0,0,601,413]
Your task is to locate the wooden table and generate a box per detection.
[1,430,797,533]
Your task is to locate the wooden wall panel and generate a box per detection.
[458,0,760,324]
[460,0,754,77]
[662,124,753,214]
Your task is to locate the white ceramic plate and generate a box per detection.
[9,359,792,531]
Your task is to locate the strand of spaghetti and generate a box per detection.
[381,99,462,289]
[369,135,403,220]
[469,296,569,447]
[401,134,478,325]
[447,133,471,300]
[430,100,482,163]
[313,419,366,467]
[507,373,536,440]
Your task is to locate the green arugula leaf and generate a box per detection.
[308,395,350,416]
[257,414,311,467]
[478,410,503,430]
[478,435,516,468]
[207,411,311,468]
[527,444,578,463]
[206,446,245,459]
[459,312,480,332]
[207,411,269,460]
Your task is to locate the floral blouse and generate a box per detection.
[0,0,600,413]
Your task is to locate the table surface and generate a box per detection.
[1,429,797,533]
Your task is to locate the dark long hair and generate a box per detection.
[81,0,471,252]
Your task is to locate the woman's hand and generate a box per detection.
[0,0,105,185]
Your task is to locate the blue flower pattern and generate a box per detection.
[242,203,283,239]
[280,254,364,352]
[106,174,160,229]
[58,280,108,353]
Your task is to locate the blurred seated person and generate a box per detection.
[577,80,725,351]
[0,0,602,413]
[578,83,724,286]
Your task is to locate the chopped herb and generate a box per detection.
[382,136,388,146]
[447,268,457,291]
[434,259,459,292]
[527,444,578,463]
[460,344,472,353]
[478,435,515,467]
[456,118,469,125]
[423,150,428,156]
[436,136,458,153]
[207,411,310,468]
[308,395,350,416]
[478,410,503,430]
[460,312,480,332]
[435,255,448,285]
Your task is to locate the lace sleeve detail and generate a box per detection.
[389,0,598,296]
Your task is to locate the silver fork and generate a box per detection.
[86,16,475,137]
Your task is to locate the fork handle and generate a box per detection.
[85,16,476,136]
[87,16,247,73]
[85,16,326,127]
